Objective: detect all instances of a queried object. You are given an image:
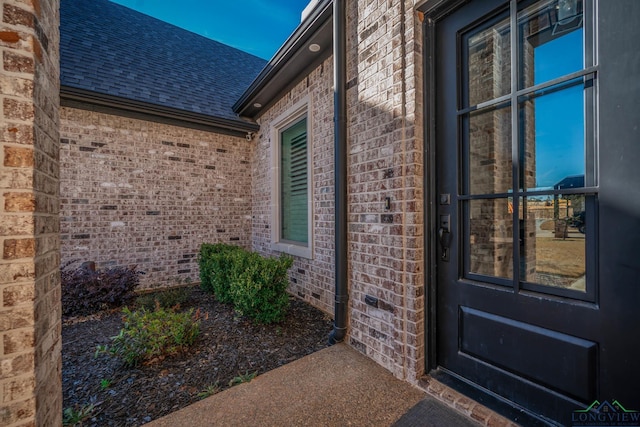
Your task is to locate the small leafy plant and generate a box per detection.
[99,378,112,390]
[63,403,95,426]
[197,383,221,399]
[62,262,142,317]
[228,371,257,387]
[96,304,203,366]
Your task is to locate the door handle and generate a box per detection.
[439,215,451,261]
[438,227,451,248]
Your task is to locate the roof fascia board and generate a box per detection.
[243,41,332,119]
[233,0,333,118]
[61,85,259,136]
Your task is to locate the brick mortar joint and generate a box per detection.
[0,302,37,311]
[0,280,35,289]
[0,372,36,385]
[0,323,36,332]
[2,142,35,151]
[0,234,35,242]
[0,22,39,42]
[0,117,38,127]
[0,64,38,79]
[0,255,35,262]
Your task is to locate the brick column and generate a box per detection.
[0,0,61,426]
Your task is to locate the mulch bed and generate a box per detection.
[62,287,333,426]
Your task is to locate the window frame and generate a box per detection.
[270,98,313,259]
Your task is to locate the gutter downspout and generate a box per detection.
[329,0,348,345]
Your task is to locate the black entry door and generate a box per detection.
[433,0,640,424]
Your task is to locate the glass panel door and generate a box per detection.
[433,0,640,422]
[459,0,595,298]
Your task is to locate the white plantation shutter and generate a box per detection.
[280,118,308,244]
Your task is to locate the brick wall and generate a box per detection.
[343,0,424,381]
[254,0,425,382]
[0,0,61,425]
[59,107,253,289]
[252,58,336,315]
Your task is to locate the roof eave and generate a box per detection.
[232,0,334,119]
[61,85,259,136]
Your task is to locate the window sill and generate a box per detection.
[271,241,313,259]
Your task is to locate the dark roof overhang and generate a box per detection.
[554,175,585,190]
[233,0,333,119]
[61,85,259,138]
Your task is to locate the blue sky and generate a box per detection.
[109,1,585,190]
[110,0,312,60]
[533,29,584,188]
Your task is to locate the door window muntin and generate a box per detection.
[458,0,597,301]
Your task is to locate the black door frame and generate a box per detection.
[421,0,640,424]
[420,2,566,423]
[420,1,535,421]
[422,0,466,376]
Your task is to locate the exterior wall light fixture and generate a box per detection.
[554,0,582,35]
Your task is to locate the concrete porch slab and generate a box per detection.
[148,343,480,426]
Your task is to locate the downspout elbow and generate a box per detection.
[328,293,348,345]
[328,327,346,345]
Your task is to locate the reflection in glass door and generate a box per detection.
[461,0,595,298]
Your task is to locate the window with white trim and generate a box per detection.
[271,101,312,258]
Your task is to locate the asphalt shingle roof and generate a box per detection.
[60,0,268,122]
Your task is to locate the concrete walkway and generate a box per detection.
[148,344,480,427]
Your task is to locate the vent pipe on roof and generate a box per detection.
[329,0,348,346]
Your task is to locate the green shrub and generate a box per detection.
[96,306,202,366]
[198,243,243,303]
[198,243,294,324]
[135,287,192,310]
[228,251,293,324]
